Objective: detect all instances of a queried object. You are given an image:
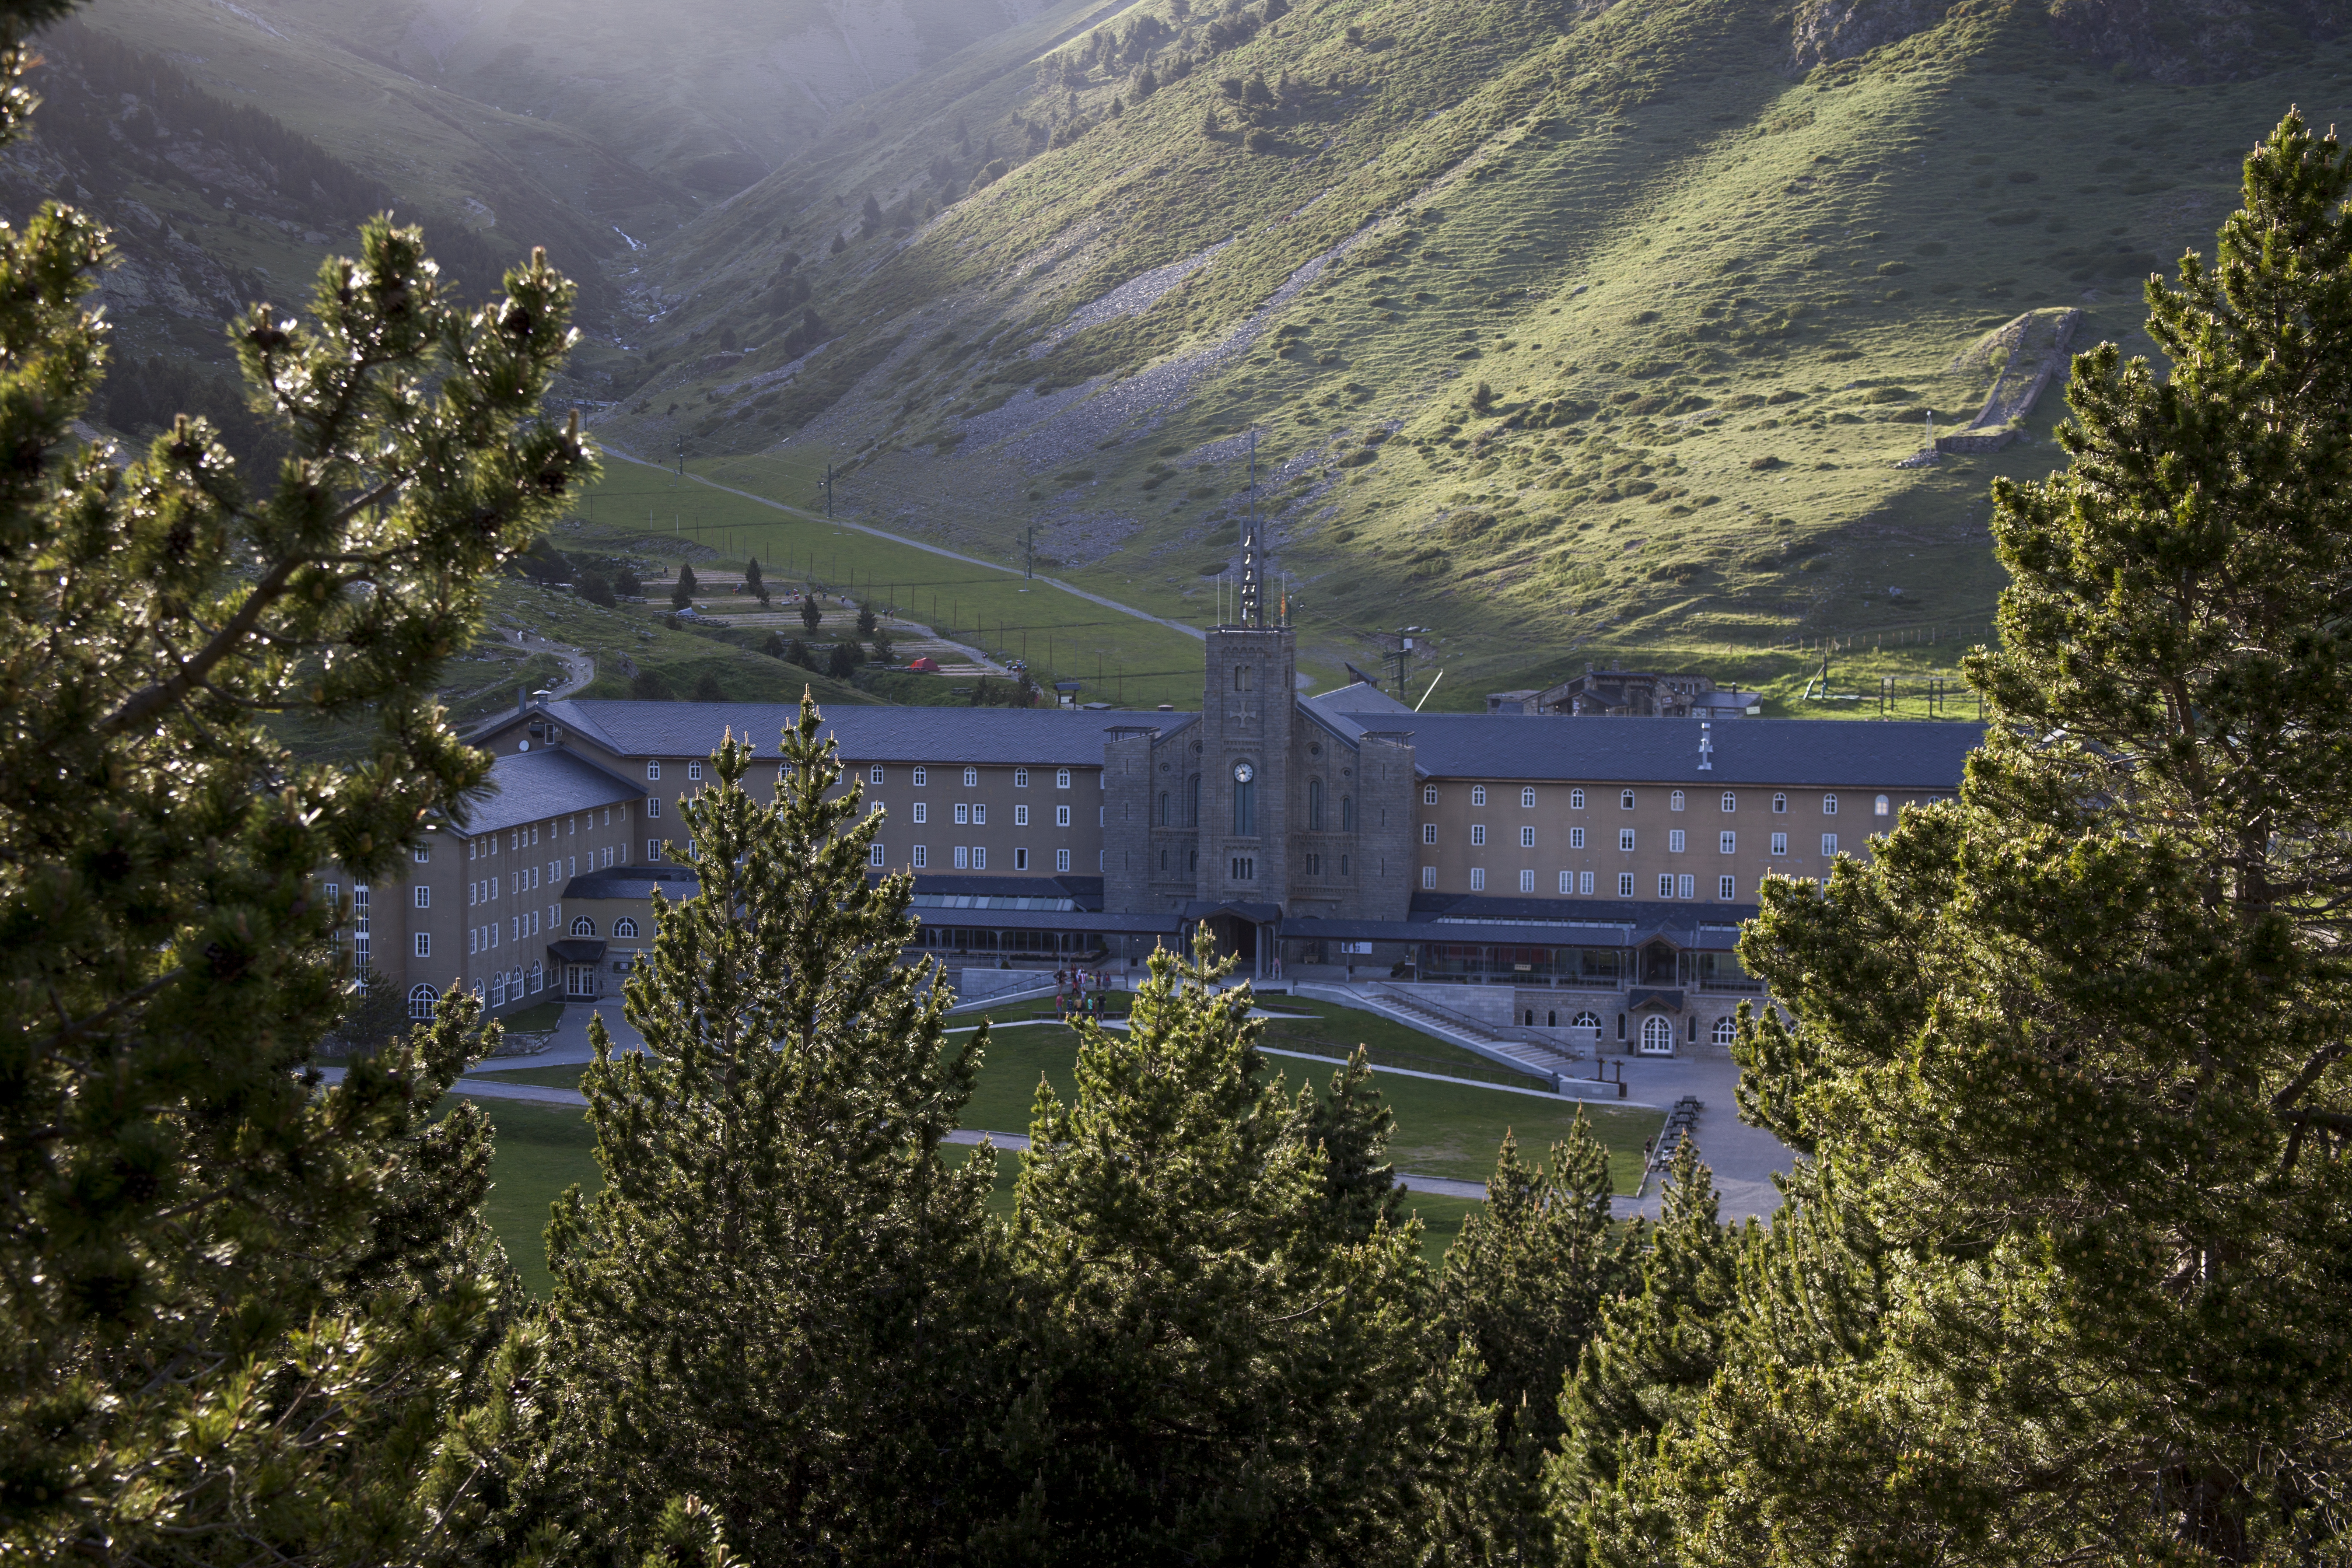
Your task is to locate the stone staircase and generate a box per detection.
[1313,983,1586,1085]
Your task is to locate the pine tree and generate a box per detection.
[0,0,598,1552]
[1595,112,2352,1564]
[1433,1120,1632,1564]
[671,561,699,608]
[800,591,823,632]
[987,932,1477,1564]
[743,554,766,603]
[535,702,1000,1561]
[826,638,861,678]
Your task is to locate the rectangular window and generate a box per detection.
[1570,826,1586,849]
[1470,868,1486,891]
[972,846,987,870]
[1822,833,1840,856]
[1719,875,1736,900]
[1771,833,1789,856]
[1660,873,1676,898]
[1056,805,1071,828]
[913,767,928,786]
[414,932,430,957]
[1014,768,1029,788]
[869,844,886,867]
[1580,872,1595,895]
[1013,847,1029,871]
[913,845,928,868]
[1057,848,1071,872]
[1720,831,1737,854]
[1518,868,1535,893]
[646,797,662,819]
[1618,828,1636,852]
[415,886,430,908]
[954,803,970,825]
[414,845,430,863]
[1470,824,1486,847]
[1559,871,1575,894]
[1618,872,1635,897]
[1057,769,1071,789]
[1422,865,1437,889]
[1520,826,1535,848]
[648,838,663,860]
[1678,874,1695,899]
[1423,823,1438,844]
[953,846,969,869]
[469,929,479,955]
[972,804,987,826]
[1669,830,1686,854]
[1014,804,1029,826]
[1232,856,1255,881]
[912,802,928,824]
[1098,806,1105,826]
[490,876,499,898]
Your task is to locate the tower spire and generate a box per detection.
[1239,429,1261,626]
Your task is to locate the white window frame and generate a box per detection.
[1773,792,1788,813]
[1570,788,1586,810]
[870,844,886,867]
[912,802,927,823]
[1014,768,1029,788]
[1471,824,1487,847]
[1678,874,1695,899]
[870,765,885,784]
[1823,793,1840,815]
[1659,873,1675,898]
[972,804,987,826]
[1518,868,1536,893]
[1570,826,1586,849]
[954,803,970,825]
[414,932,430,957]
[1669,830,1685,853]
[1472,785,1488,806]
[1721,792,1736,812]
[646,761,661,780]
[687,763,703,781]
[1720,831,1737,854]
[913,767,928,786]
[913,845,928,868]
[1618,872,1635,897]
[1580,872,1595,895]
[971,846,987,870]
[953,845,969,869]
[1013,847,1029,871]
[1670,790,1686,812]
[1014,804,1029,826]
[1520,787,1536,808]
[1057,769,1072,789]
[1470,867,1486,891]
[1823,833,1840,855]
[1422,865,1437,889]
[1875,794,1891,817]
[1056,805,1071,827]
[1423,784,1439,805]
[1618,828,1636,852]
[1423,823,1438,844]
[645,797,661,818]
[1771,832,1789,856]
[1620,790,1636,810]
[1559,871,1575,894]
[1057,848,1071,872]
[963,767,979,787]
[414,886,430,908]
[1719,875,1736,900]
[1519,826,1535,848]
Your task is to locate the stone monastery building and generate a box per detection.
[343,626,1976,1060]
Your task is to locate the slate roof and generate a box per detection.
[542,700,1183,766]
[562,864,701,901]
[1317,711,1982,789]
[455,749,644,838]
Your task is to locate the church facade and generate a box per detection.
[341,625,1978,1059]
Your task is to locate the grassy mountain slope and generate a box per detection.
[594,0,2352,707]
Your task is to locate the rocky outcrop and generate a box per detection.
[1789,0,1953,68]
[2046,0,2348,82]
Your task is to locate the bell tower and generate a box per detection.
[1199,624,1294,908]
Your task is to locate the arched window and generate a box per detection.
[1570,1011,1602,1047]
[1187,773,1200,826]
[571,916,596,937]
[1157,790,1170,826]
[1670,790,1686,811]
[1721,792,1736,812]
[1233,775,1255,836]
[1521,787,1537,808]
[1712,1016,1738,1046]
[1341,794,1355,832]
[1773,793,1788,813]
[614,917,639,939]
[528,961,543,994]
[1874,794,1890,816]
[1823,793,1839,815]
[1570,788,1586,809]
[1471,785,1488,806]
[1309,777,1324,830]
[408,984,439,1021]
[509,967,523,999]
[490,972,508,1006]
[1640,1016,1675,1054]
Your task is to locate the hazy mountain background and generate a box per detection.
[17,0,2352,703]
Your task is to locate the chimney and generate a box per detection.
[1698,720,1713,771]
[517,687,528,714]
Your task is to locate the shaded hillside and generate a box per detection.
[591,0,2352,703]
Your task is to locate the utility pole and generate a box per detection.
[1385,626,1428,694]
[1025,524,1035,579]
[673,437,684,479]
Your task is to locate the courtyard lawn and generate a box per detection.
[457,1099,599,1298]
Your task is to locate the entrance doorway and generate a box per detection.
[566,963,597,999]
[1638,1015,1675,1055]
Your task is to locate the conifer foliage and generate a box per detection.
[990,931,1477,1565]
[1587,112,2352,1564]
[539,699,999,1563]
[0,0,596,1554]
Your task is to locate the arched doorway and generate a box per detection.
[1639,1015,1675,1055]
